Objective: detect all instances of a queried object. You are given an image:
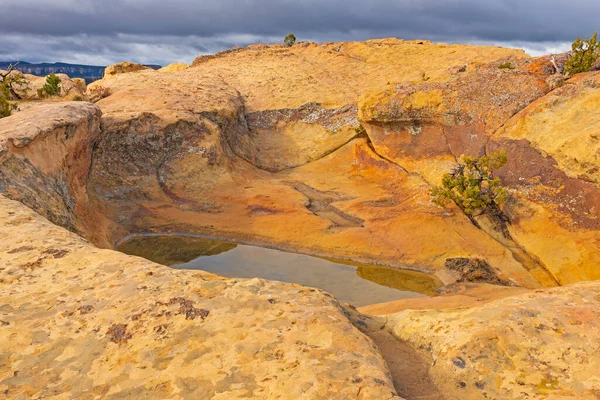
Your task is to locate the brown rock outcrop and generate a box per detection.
[0,102,105,239]
[1,70,87,100]
[103,61,152,77]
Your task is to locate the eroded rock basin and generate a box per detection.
[4,40,600,399]
[117,235,443,307]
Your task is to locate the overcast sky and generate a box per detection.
[1,0,598,66]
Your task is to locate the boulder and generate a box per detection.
[158,62,189,73]
[104,61,152,77]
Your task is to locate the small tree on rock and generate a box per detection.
[0,83,17,118]
[0,63,24,118]
[284,33,296,47]
[42,73,61,97]
[0,63,29,100]
[431,151,508,228]
[565,32,599,76]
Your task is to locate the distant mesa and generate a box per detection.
[0,61,162,84]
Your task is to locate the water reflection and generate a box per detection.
[117,235,443,306]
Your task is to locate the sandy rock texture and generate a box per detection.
[0,195,400,400]
[491,71,600,283]
[387,281,600,399]
[159,63,190,73]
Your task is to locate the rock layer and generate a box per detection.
[0,102,104,238]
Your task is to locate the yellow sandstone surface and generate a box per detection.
[0,195,400,399]
[83,39,558,288]
[2,39,600,399]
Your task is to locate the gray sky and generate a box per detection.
[1,0,598,66]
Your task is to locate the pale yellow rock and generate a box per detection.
[0,195,401,399]
[388,281,600,399]
[497,71,600,186]
[2,39,600,400]
[158,62,189,73]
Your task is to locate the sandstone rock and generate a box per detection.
[159,62,189,73]
[0,195,401,399]
[388,281,600,399]
[488,71,600,283]
[104,61,152,77]
[77,40,549,289]
[2,38,600,399]
[2,70,86,100]
[0,102,111,245]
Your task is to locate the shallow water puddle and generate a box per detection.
[118,235,443,306]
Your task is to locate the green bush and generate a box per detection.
[498,61,515,70]
[565,32,599,76]
[0,64,29,115]
[431,151,508,217]
[0,83,17,118]
[42,73,61,96]
[284,33,296,47]
[354,124,367,135]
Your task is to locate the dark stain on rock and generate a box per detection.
[490,138,600,229]
[107,323,132,344]
[7,246,34,254]
[445,258,512,286]
[248,204,279,216]
[169,297,210,321]
[43,249,70,259]
[360,198,399,208]
[292,182,364,228]
[21,257,45,270]
[78,305,95,315]
[452,356,467,369]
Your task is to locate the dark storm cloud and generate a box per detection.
[1,0,599,65]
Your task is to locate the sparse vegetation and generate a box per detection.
[354,124,367,135]
[42,73,61,97]
[498,61,515,70]
[431,151,508,219]
[284,33,297,47]
[0,83,17,118]
[0,63,24,118]
[565,32,599,76]
[0,64,30,100]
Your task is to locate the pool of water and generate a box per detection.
[118,235,443,307]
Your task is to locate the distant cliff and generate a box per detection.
[0,61,161,84]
